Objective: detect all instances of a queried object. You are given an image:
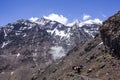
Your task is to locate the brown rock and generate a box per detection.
[100,11,120,58]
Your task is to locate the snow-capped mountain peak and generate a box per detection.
[67,18,102,27]
[67,20,80,26]
[66,19,102,38]
[29,17,51,25]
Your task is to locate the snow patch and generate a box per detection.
[47,28,70,38]
[55,29,65,37]
[4,30,7,37]
[10,26,14,29]
[19,26,27,31]
[17,53,20,58]
[35,18,50,25]
[99,42,103,45]
[50,21,56,25]
[1,41,11,48]
[28,26,32,29]
[84,29,94,38]
[15,32,20,35]
[23,34,27,37]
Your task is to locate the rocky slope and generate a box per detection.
[100,11,120,58]
[0,18,101,80]
[32,11,120,80]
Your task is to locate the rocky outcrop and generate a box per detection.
[100,11,120,58]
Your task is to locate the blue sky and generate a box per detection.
[0,0,120,26]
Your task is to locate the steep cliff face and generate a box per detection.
[100,11,120,58]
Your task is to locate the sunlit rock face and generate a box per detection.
[100,11,120,57]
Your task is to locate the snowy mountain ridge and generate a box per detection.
[0,17,102,50]
[29,17,102,37]
[0,17,102,80]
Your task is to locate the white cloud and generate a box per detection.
[43,13,68,25]
[79,18,102,27]
[49,46,66,60]
[83,14,91,21]
[29,17,39,22]
[93,18,102,24]
[102,14,107,18]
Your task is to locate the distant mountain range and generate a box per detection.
[0,17,102,80]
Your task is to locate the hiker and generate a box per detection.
[77,64,84,73]
[79,64,84,69]
[72,64,84,74]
